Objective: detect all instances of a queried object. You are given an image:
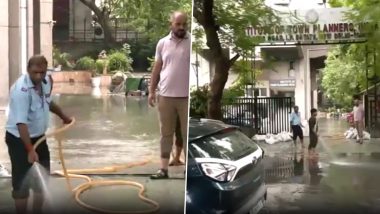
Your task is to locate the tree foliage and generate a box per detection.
[80,0,192,44]
[321,0,380,107]
[193,0,278,119]
[321,45,367,107]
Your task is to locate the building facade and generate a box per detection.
[190,6,366,120]
[0,0,53,108]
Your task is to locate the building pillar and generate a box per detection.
[32,0,40,55]
[9,0,22,87]
[295,57,307,121]
[40,0,53,67]
[0,0,9,108]
[305,48,312,121]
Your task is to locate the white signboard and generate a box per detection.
[270,79,296,87]
[246,8,374,45]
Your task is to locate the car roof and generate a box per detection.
[188,118,237,142]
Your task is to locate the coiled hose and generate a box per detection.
[33,118,160,214]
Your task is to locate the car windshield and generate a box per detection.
[189,129,259,161]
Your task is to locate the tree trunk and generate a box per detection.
[208,57,230,119]
[194,0,240,120]
[97,14,115,45]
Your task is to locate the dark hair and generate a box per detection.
[27,55,48,69]
[311,108,317,114]
[353,94,360,100]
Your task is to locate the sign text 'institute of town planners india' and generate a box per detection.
[245,8,377,45]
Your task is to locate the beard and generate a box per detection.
[174,30,186,38]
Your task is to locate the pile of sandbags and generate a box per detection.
[344,127,371,140]
[0,164,10,177]
[253,132,293,144]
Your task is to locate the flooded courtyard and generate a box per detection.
[259,118,380,214]
[0,83,185,214]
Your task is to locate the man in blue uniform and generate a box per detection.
[5,55,72,214]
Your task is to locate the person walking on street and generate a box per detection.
[5,55,72,214]
[290,106,304,149]
[148,11,190,179]
[353,95,365,144]
[308,108,319,156]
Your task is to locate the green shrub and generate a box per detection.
[108,52,133,74]
[108,43,133,74]
[190,85,209,118]
[53,47,74,70]
[95,59,108,75]
[75,56,95,71]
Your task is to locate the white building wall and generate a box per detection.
[40,0,53,66]
[0,0,9,108]
[190,51,211,90]
[69,0,93,39]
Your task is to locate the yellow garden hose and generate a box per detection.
[33,118,160,214]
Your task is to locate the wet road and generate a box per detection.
[258,118,380,214]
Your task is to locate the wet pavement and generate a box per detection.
[258,118,380,214]
[0,83,185,214]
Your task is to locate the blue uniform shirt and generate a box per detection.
[5,74,52,138]
[290,112,301,126]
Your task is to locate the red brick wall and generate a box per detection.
[51,71,92,83]
[50,71,111,87]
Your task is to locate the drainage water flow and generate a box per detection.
[318,136,338,162]
[28,163,57,213]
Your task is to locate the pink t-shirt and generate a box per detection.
[353,104,364,122]
[155,32,191,97]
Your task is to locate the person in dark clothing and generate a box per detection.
[308,108,319,155]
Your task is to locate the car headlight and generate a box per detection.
[200,163,236,182]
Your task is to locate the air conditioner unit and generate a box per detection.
[93,23,104,39]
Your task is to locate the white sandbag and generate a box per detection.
[252,135,266,141]
[265,134,280,144]
[347,131,356,139]
[278,132,293,142]
[344,128,370,140]
[265,137,276,144]
[0,164,10,177]
[283,132,293,142]
[363,131,371,140]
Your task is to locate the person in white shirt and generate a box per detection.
[353,95,365,144]
[290,106,304,149]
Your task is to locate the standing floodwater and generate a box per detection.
[0,84,185,214]
[47,94,161,171]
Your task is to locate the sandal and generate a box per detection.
[169,160,185,166]
[150,169,169,179]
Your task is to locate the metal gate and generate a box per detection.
[222,97,292,134]
[365,94,380,137]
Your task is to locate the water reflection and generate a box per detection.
[43,84,160,170]
[264,152,322,186]
[308,155,323,186]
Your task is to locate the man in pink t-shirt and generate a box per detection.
[353,95,365,144]
[148,11,190,179]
